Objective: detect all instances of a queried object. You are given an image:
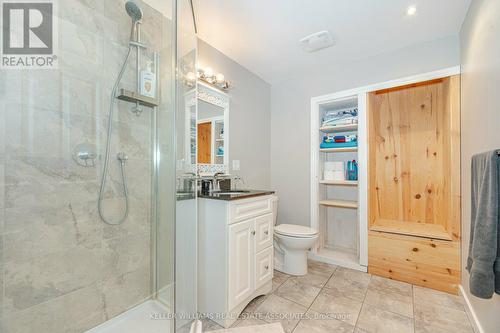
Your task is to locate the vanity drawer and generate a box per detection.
[229,196,272,223]
[255,213,273,253]
[255,247,273,290]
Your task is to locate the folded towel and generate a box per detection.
[322,118,357,127]
[467,150,500,299]
[322,108,358,128]
[323,134,357,144]
[320,141,358,149]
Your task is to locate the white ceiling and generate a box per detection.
[194,0,471,84]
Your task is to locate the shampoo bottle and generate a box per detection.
[140,61,156,98]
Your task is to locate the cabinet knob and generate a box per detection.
[264,230,269,235]
[251,231,256,236]
[265,265,269,270]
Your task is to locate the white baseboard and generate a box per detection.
[459,285,484,333]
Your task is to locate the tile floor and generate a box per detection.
[204,260,475,333]
[211,323,285,333]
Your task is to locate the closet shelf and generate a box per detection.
[320,124,358,133]
[319,200,358,209]
[370,219,452,241]
[320,180,358,186]
[320,147,358,153]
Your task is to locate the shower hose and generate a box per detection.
[98,41,133,225]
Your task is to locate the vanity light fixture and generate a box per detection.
[204,67,214,78]
[197,66,230,90]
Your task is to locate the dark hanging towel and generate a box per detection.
[467,150,500,299]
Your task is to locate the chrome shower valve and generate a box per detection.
[117,152,129,165]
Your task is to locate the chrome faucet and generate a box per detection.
[233,175,245,189]
[213,172,228,191]
[177,172,198,193]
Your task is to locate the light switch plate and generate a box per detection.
[232,160,240,171]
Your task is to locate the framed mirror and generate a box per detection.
[197,100,224,164]
[188,82,229,174]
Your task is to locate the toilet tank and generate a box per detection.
[271,195,278,226]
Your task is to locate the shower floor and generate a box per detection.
[86,300,171,333]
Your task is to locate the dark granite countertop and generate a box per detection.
[198,190,275,201]
[176,191,196,201]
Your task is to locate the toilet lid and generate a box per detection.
[274,224,318,237]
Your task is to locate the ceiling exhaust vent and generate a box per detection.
[300,31,335,53]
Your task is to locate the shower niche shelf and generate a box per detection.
[117,88,159,108]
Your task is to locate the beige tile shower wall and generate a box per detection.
[0,1,169,332]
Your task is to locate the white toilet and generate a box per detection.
[272,196,319,276]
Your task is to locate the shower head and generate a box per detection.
[125,1,143,23]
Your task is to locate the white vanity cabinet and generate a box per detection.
[198,195,274,328]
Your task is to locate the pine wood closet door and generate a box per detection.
[368,76,461,241]
[367,75,461,294]
[198,122,212,164]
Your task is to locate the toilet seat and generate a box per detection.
[274,224,318,238]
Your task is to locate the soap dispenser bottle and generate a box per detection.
[140,61,156,98]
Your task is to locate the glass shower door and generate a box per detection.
[0,0,186,332]
[173,0,199,331]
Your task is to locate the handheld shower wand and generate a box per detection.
[98,1,144,225]
[125,0,143,23]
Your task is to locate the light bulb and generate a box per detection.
[204,67,214,78]
[407,6,417,16]
[215,73,225,84]
[186,72,196,83]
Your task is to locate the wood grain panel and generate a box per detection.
[369,231,460,294]
[449,75,462,241]
[368,76,461,240]
[370,219,451,241]
[367,75,461,294]
[198,122,212,164]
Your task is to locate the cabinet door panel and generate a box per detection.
[255,213,273,253]
[228,219,254,309]
[255,247,273,290]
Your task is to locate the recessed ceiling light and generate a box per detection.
[407,5,417,16]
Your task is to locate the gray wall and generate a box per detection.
[198,39,272,189]
[270,35,461,227]
[0,1,172,332]
[460,0,500,332]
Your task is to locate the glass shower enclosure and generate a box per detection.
[0,0,198,332]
